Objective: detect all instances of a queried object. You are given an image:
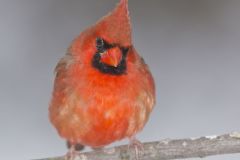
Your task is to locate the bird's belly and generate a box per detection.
[78,105,133,147]
[50,71,154,147]
[57,102,139,147]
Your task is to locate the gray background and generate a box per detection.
[0,0,240,159]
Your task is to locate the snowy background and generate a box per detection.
[0,0,240,159]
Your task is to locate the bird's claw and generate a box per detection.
[128,137,144,160]
[65,145,80,160]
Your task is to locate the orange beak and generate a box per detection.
[100,47,122,67]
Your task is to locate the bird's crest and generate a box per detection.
[94,0,132,47]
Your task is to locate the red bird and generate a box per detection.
[49,0,155,158]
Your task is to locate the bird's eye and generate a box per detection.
[96,37,105,53]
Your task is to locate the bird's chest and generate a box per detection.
[54,67,152,146]
[65,74,138,146]
[72,69,138,103]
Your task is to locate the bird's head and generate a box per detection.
[69,0,132,75]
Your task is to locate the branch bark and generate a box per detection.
[38,132,240,160]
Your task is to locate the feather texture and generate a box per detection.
[49,0,155,148]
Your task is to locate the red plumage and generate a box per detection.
[49,0,155,150]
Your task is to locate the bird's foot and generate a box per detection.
[65,147,79,160]
[128,137,144,160]
[65,142,85,160]
[67,141,85,151]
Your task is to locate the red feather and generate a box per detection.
[49,0,155,148]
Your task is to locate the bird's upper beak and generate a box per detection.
[100,47,122,67]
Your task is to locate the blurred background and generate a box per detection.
[0,0,240,159]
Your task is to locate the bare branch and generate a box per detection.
[38,132,240,160]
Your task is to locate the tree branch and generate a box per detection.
[38,132,240,160]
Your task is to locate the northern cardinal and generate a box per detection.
[49,0,155,158]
